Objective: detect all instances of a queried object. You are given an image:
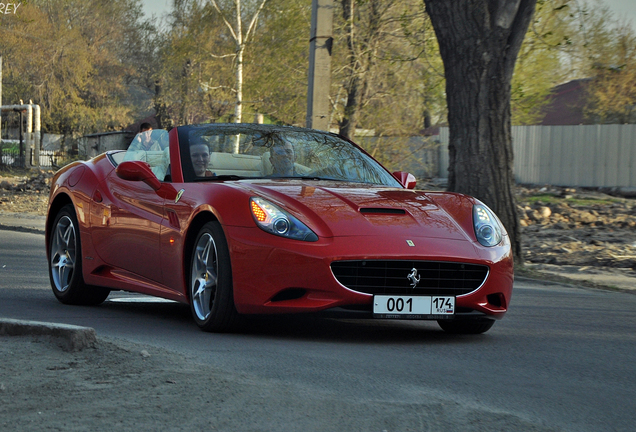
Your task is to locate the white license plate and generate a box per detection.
[373,295,455,318]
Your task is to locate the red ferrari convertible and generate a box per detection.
[46,124,513,333]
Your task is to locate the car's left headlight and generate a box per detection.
[473,203,503,247]
[250,197,318,242]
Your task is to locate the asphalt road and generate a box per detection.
[1,230,635,432]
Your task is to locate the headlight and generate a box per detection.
[250,197,318,242]
[473,203,503,247]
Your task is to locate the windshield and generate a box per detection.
[178,124,401,187]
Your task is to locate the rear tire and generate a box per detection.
[189,221,239,332]
[437,318,495,334]
[49,204,110,305]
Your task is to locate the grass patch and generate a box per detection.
[0,142,20,152]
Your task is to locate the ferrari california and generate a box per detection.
[46,124,513,334]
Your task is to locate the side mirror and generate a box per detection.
[116,161,161,191]
[392,171,417,190]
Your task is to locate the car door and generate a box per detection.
[91,171,165,284]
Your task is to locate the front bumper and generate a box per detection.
[225,226,513,319]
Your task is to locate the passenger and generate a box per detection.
[124,125,169,179]
[269,141,295,176]
[128,123,165,152]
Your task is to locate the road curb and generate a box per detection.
[0,211,46,234]
[0,318,97,351]
[0,223,45,235]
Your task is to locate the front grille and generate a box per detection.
[331,260,489,296]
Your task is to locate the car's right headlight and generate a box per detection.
[250,197,318,242]
[473,203,503,247]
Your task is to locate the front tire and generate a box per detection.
[49,204,110,305]
[189,221,239,332]
[437,318,495,334]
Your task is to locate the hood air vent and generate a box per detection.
[359,208,406,215]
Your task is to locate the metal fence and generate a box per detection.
[437,125,636,187]
[0,147,67,169]
[0,147,20,168]
[37,149,67,168]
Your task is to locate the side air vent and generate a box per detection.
[270,288,307,302]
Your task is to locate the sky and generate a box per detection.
[140,0,171,18]
[141,0,636,27]
[600,0,636,27]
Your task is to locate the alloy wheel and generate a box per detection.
[191,232,219,321]
[50,215,76,293]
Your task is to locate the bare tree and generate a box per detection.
[209,0,268,127]
[424,0,537,264]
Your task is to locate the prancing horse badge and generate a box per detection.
[175,189,185,204]
[407,268,421,288]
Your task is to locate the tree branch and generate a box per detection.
[208,0,239,42]
[200,82,237,93]
[245,0,268,44]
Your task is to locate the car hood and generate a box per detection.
[241,181,473,242]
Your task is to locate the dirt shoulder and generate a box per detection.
[0,333,562,432]
[0,335,268,432]
[0,171,50,215]
[515,185,636,292]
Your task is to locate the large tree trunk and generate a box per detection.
[424,0,535,265]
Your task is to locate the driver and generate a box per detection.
[190,143,214,177]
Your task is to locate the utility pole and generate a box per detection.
[306,0,334,131]
[1,55,3,143]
